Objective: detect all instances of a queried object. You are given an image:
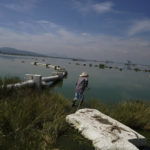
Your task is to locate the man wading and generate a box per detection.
[72,72,88,107]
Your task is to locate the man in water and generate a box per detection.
[72,72,88,107]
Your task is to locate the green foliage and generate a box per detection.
[110,101,150,130]
[85,99,150,146]
[85,99,109,115]
[56,127,94,150]
[0,86,72,150]
[134,68,141,72]
[0,77,21,100]
[0,77,95,150]
[0,76,21,86]
[86,99,150,131]
[99,64,105,69]
[0,77,150,149]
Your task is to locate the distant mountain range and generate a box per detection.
[0,47,45,57]
[0,47,82,60]
[0,47,112,63]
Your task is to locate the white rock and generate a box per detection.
[66,108,147,150]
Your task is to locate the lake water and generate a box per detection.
[0,54,150,104]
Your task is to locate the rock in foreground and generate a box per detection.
[66,108,147,150]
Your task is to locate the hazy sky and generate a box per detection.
[0,0,150,64]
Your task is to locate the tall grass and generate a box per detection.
[111,101,150,130]
[0,81,72,149]
[0,77,150,149]
[0,77,94,150]
[85,99,110,115]
[0,76,21,86]
[86,99,150,131]
[0,76,21,100]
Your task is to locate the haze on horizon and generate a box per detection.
[0,0,150,64]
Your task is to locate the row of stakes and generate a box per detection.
[68,62,150,73]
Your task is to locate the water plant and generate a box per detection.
[144,69,150,72]
[89,64,92,67]
[99,64,105,69]
[134,68,141,72]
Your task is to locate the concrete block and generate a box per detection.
[66,108,147,150]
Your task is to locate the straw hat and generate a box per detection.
[80,72,88,77]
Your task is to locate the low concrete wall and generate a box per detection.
[5,72,66,89]
[4,62,67,88]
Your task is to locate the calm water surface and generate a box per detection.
[0,54,150,104]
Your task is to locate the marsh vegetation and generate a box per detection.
[0,77,150,149]
[0,77,94,150]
